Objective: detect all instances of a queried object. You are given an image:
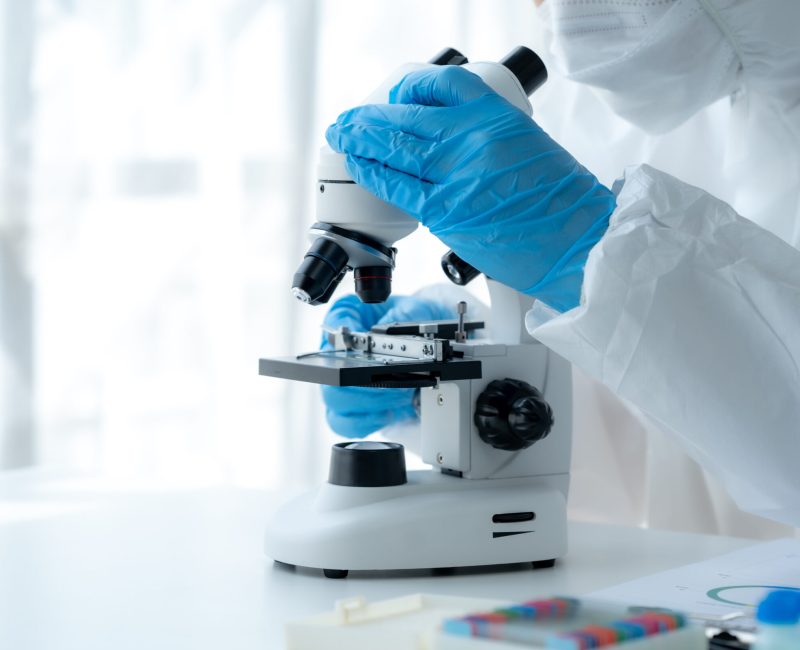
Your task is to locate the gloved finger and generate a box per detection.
[322,385,417,438]
[389,66,493,107]
[322,294,398,334]
[325,410,381,439]
[344,153,437,223]
[329,102,456,142]
[328,122,451,183]
[378,296,456,324]
[322,385,413,414]
[325,404,417,439]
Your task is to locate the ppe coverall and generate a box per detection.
[532,0,800,532]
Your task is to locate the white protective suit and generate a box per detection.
[525,0,800,535]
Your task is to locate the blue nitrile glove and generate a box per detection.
[321,294,456,438]
[325,66,616,312]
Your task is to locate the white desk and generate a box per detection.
[0,473,758,649]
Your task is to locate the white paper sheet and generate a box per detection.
[588,538,800,632]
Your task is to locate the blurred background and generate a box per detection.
[2,0,583,490]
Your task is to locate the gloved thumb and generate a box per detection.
[389,65,492,107]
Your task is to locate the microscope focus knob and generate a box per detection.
[474,379,554,451]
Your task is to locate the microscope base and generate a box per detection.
[265,470,568,577]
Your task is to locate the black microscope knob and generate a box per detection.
[441,250,481,286]
[474,379,554,451]
[328,441,407,487]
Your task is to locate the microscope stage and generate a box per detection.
[258,351,482,388]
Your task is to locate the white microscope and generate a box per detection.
[259,47,572,579]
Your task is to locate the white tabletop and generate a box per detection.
[0,473,759,649]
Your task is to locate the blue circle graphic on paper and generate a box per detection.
[706,585,800,608]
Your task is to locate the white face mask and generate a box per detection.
[538,0,742,134]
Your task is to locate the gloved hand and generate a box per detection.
[321,293,455,438]
[325,66,616,312]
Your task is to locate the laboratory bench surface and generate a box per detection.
[0,472,760,649]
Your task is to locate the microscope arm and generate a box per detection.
[486,280,537,345]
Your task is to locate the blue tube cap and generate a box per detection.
[757,590,800,625]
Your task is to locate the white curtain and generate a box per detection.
[0,0,542,488]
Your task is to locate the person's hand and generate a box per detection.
[325,66,616,312]
[321,294,455,438]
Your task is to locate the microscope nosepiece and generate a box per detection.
[354,266,392,304]
[292,238,349,306]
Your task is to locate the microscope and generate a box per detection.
[259,47,572,578]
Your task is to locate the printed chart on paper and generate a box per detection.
[588,539,800,632]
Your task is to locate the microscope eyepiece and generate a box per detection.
[500,46,547,96]
[292,238,349,306]
[354,266,392,304]
[428,47,468,66]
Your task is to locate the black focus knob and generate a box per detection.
[474,379,554,451]
[328,441,407,487]
[441,250,481,286]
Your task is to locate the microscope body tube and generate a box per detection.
[315,59,535,243]
[294,47,546,305]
